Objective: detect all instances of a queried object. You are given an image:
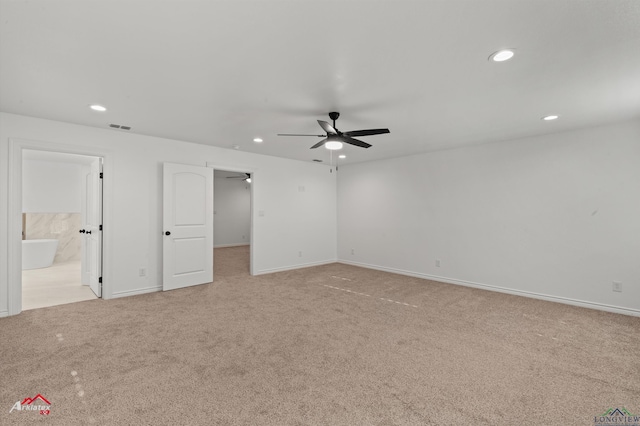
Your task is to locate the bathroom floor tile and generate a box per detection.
[22,260,98,310]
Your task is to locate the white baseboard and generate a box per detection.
[338,259,640,317]
[214,243,250,248]
[111,286,162,299]
[0,310,8,318]
[256,259,336,275]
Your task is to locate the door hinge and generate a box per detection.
[99,172,103,179]
[99,224,103,231]
[98,277,102,284]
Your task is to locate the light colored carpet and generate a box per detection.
[1,246,638,425]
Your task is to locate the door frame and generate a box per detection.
[206,162,256,276]
[7,138,113,316]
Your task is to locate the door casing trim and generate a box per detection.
[206,162,256,276]
[7,138,113,316]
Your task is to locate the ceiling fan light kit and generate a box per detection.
[278,111,390,151]
[325,141,344,150]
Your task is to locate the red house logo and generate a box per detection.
[21,394,51,406]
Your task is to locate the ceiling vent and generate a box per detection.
[109,123,131,130]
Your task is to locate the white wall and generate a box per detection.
[337,119,640,315]
[22,159,82,213]
[0,112,337,316]
[214,176,251,247]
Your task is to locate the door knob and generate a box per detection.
[86,230,92,234]
[79,229,85,233]
[165,231,171,236]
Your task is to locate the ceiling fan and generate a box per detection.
[278,112,390,149]
[227,173,251,183]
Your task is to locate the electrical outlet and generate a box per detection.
[612,281,622,292]
[351,248,355,255]
[139,268,146,277]
[436,259,441,267]
[298,251,302,257]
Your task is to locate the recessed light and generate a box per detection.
[489,49,515,62]
[542,115,559,121]
[338,154,346,159]
[325,141,343,150]
[233,145,240,150]
[253,138,263,143]
[90,104,107,112]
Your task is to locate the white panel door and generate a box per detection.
[163,163,214,291]
[85,158,103,297]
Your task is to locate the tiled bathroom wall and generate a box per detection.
[24,213,82,263]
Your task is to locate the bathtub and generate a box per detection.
[22,239,59,270]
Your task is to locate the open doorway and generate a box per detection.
[21,150,102,310]
[213,170,251,278]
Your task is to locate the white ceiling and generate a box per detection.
[1,0,639,165]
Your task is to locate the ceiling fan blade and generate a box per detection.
[317,120,337,135]
[343,128,390,137]
[278,133,326,137]
[227,173,251,179]
[343,136,372,149]
[310,138,328,149]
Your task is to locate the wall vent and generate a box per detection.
[312,159,323,162]
[109,124,132,130]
